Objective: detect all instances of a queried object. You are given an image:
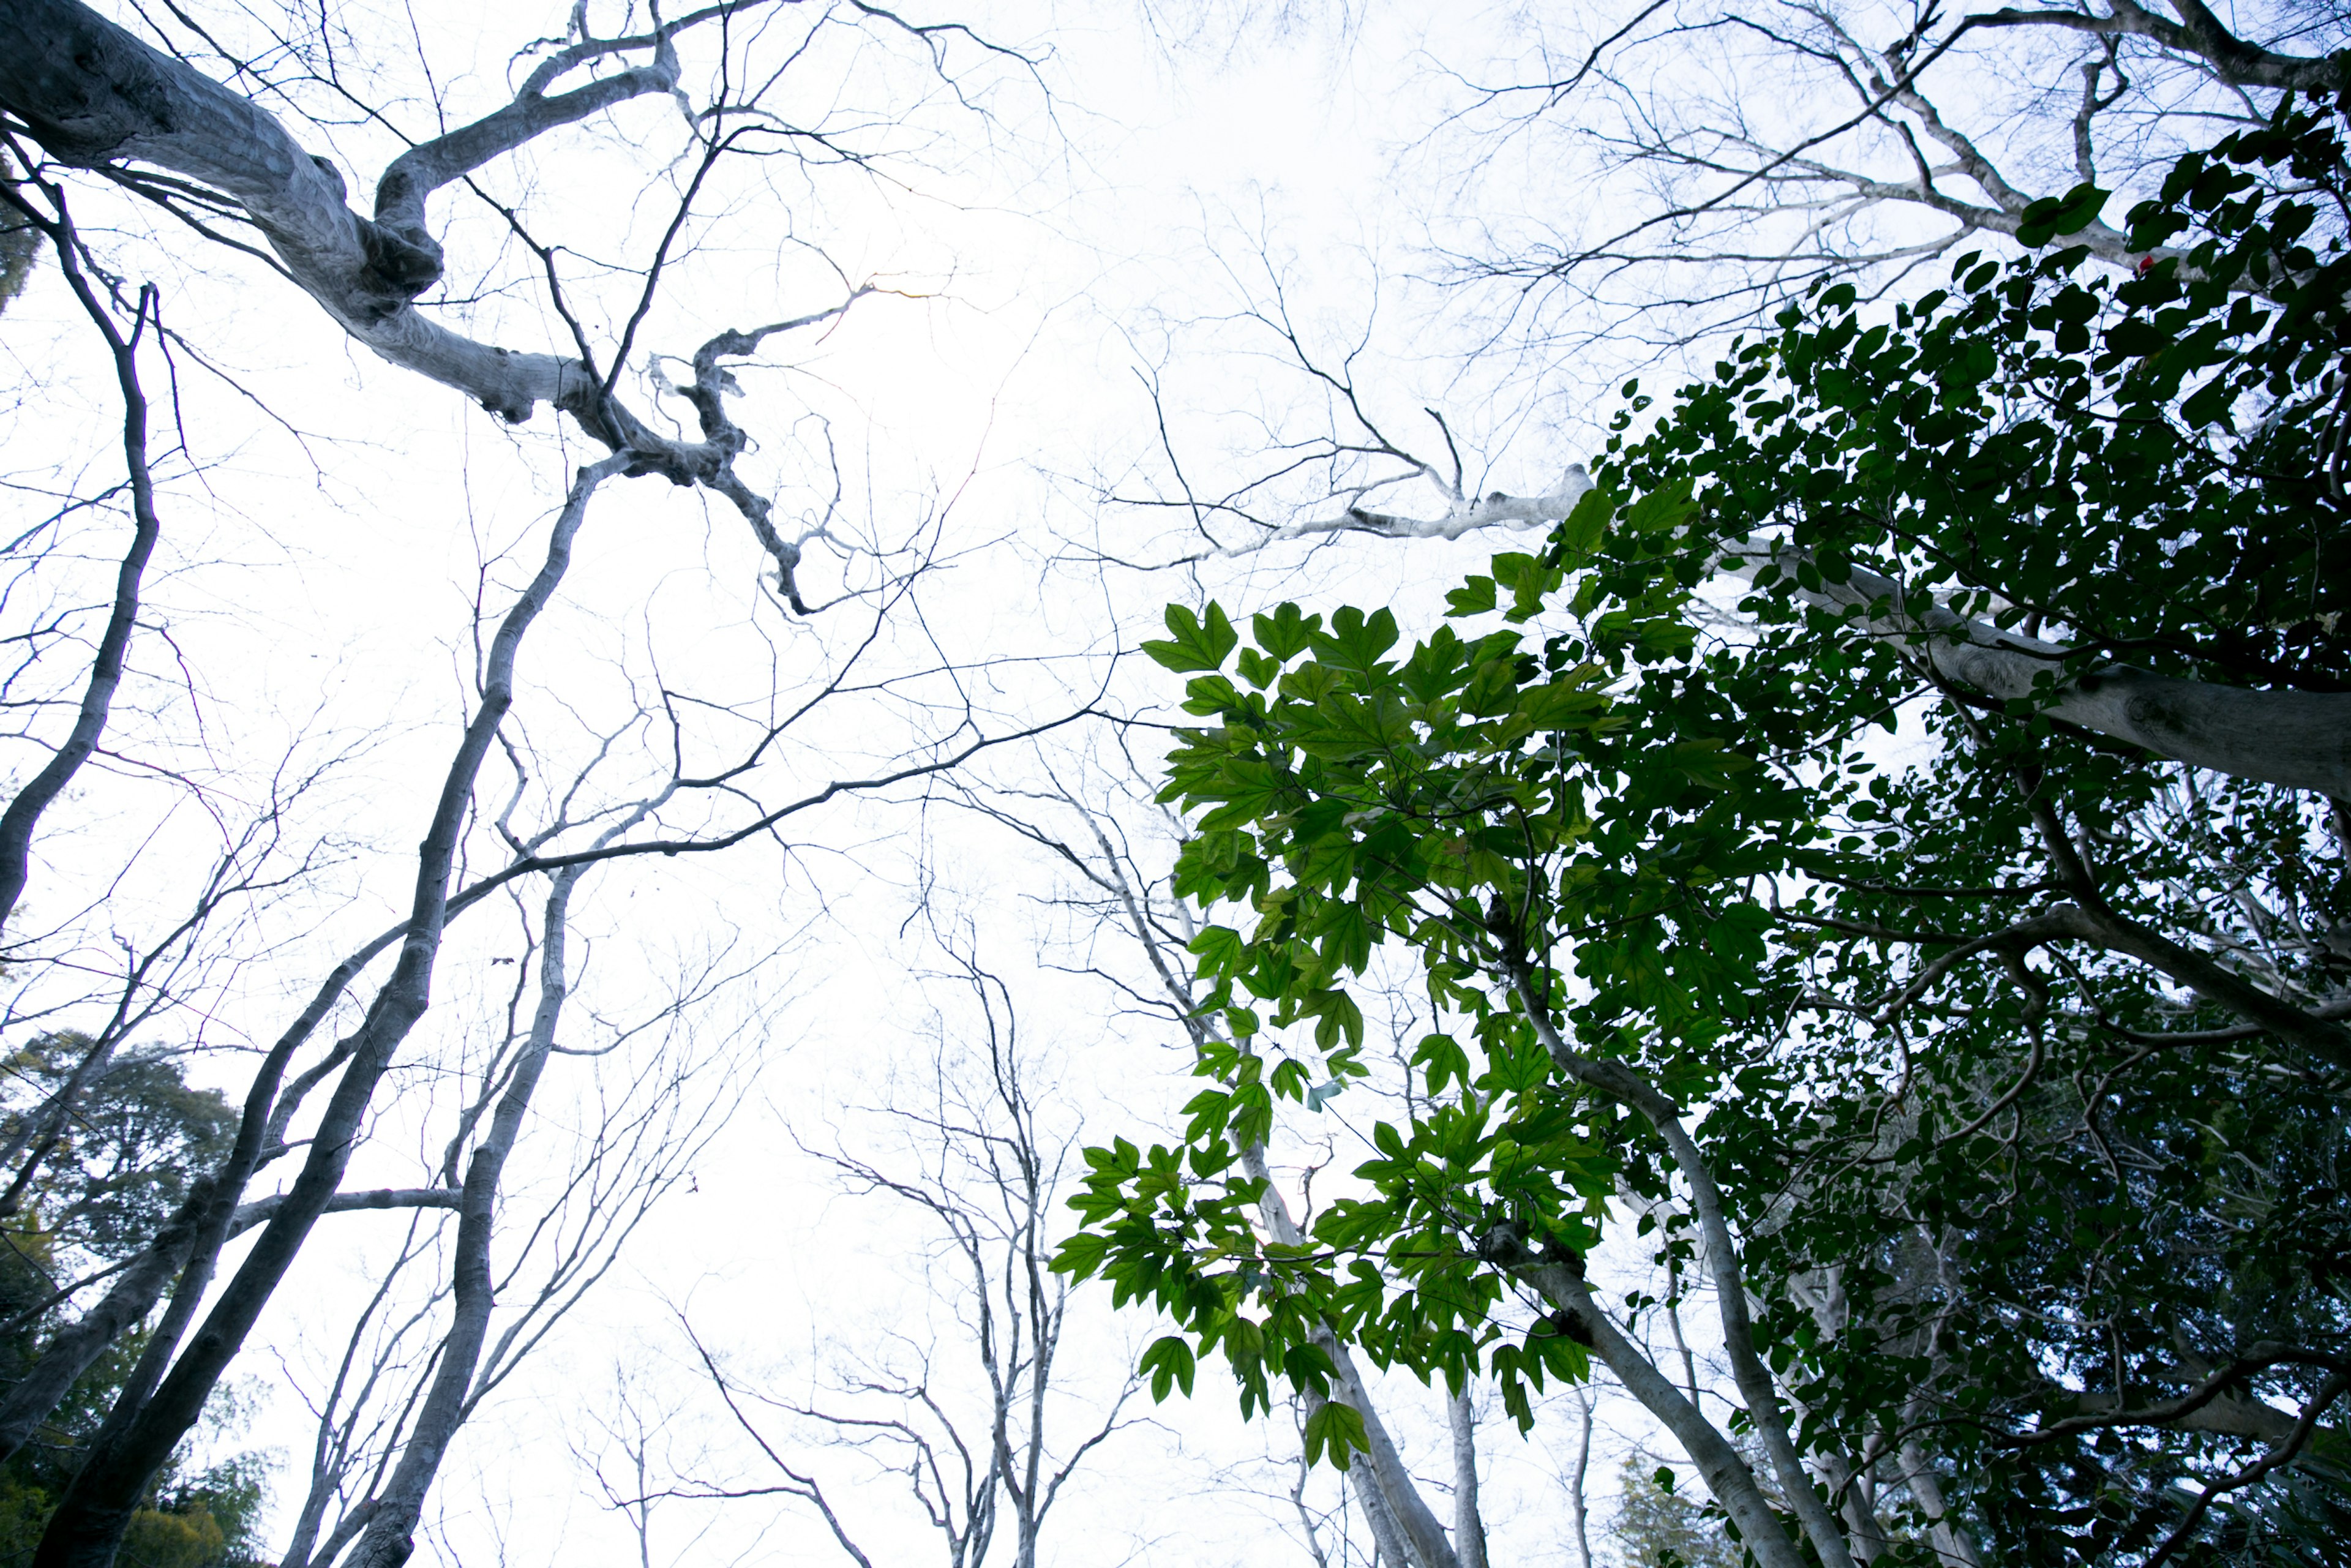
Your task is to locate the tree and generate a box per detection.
[674,936,1137,1568]
[269,891,757,1568]
[1607,1453,1747,1568]
[0,1049,269,1568]
[1431,0,2351,353]
[1064,89,2351,1568]
[948,773,1512,1568]
[0,5,1076,1564]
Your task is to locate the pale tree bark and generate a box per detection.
[1741,547,2351,804]
[944,782,1490,1568]
[1503,963,1855,1568]
[23,450,627,1568]
[0,12,1069,1561]
[340,859,591,1568]
[1,0,657,419]
[1444,1392,1488,1568]
[1094,256,1595,573]
[1561,1387,1595,1568]
[0,0,883,609]
[276,855,744,1568]
[1968,0,2351,94]
[0,176,161,939]
[1509,1247,1806,1568]
[679,938,1133,1568]
[1897,1439,1984,1568]
[1445,0,2349,343]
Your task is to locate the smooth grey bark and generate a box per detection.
[1748,549,2351,802]
[1785,1272,1896,1562]
[1444,1391,1488,1568]
[1237,1129,1460,1568]
[1562,1389,1596,1568]
[0,905,407,1469]
[2000,803,2351,1068]
[224,1187,461,1237]
[1338,1351,1461,1568]
[0,1,863,611]
[1511,1251,1805,1568]
[0,12,1008,1563]
[1897,1441,1983,1568]
[342,861,587,1568]
[1151,471,1594,569]
[1032,800,1477,1568]
[1506,966,1854,1568]
[0,1181,212,1458]
[1969,0,2350,94]
[1355,1471,1417,1568]
[0,0,626,420]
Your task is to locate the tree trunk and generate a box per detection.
[1756,549,2351,801]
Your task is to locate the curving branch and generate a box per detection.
[1736,547,2351,803]
[1502,963,1856,1568]
[1967,0,2350,94]
[0,176,163,938]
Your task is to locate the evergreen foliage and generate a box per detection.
[0,1041,269,1568]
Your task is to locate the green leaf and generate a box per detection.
[1253,602,1321,661]
[1051,1232,1109,1278]
[1620,478,1697,536]
[1302,1400,1369,1469]
[1519,680,1610,733]
[1445,576,1498,617]
[1311,606,1401,679]
[1188,925,1245,975]
[1143,602,1239,673]
[2016,181,2110,247]
[1553,486,1613,560]
[1139,1336,1198,1401]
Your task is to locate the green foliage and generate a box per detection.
[0,154,40,317]
[1068,90,2351,1565]
[1607,1454,1748,1568]
[0,1044,268,1567]
[0,1036,236,1266]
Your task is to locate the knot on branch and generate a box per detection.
[353,216,443,321]
[1542,1307,1597,1347]
[1476,1220,1531,1266]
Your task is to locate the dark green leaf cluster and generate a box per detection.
[0,1045,267,1568]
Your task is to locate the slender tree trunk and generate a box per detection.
[1520,1256,1806,1568]
[1899,1441,1982,1568]
[0,194,161,937]
[1445,1390,1488,1568]
[1507,969,1856,1568]
[28,456,620,1568]
[343,865,584,1568]
[1564,1388,1595,1568]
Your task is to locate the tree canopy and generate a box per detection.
[1063,89,2351,1568]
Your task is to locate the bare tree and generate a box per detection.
[1433,0,2351,348]
[1079,236,1595,574]
[0,6,1084,1564]
[676,935,1136,1568]
[271,870,763,1568]
[573,1362,749,1568]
